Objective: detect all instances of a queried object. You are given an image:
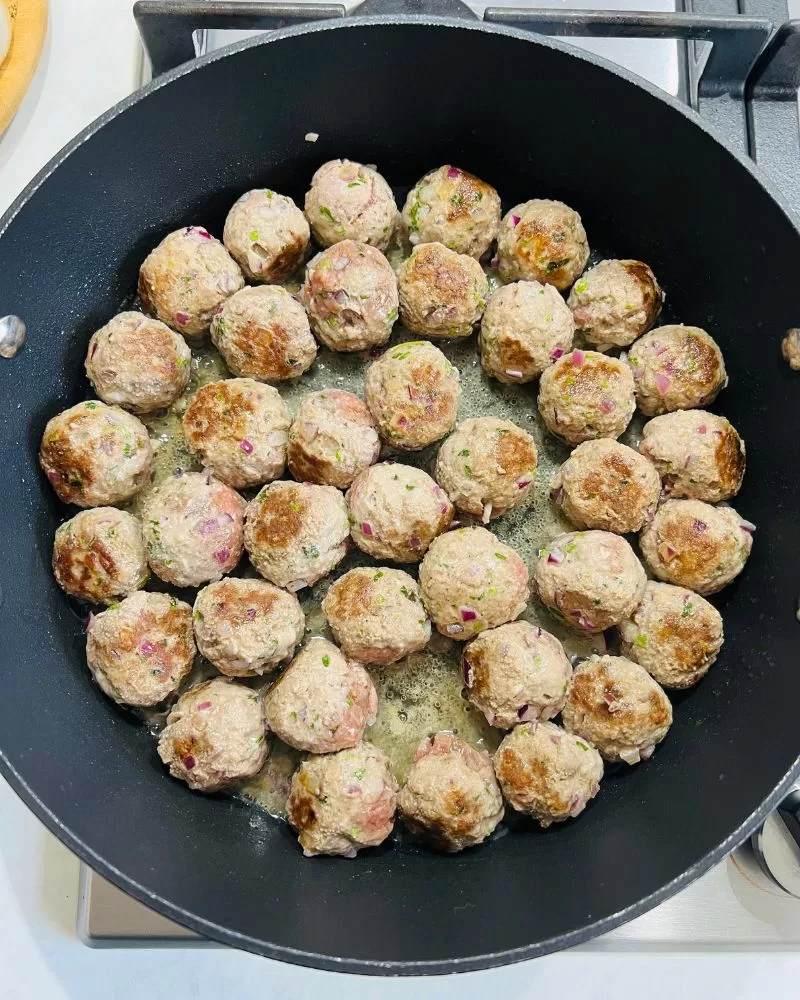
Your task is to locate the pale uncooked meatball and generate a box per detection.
[538,349,635,445]
[497,200,589,291]
[158,677,268,792]
[628,325,727,416]
[223,188,310,282]
[86,591,195,706]
[288,742,398,857]
[304,160,398,250]
[138,226,244,339]
[639,410,745,503]
[192,577,304,677]
[419,527,529,640]
[322,567,431,665]
[182,378,290,489]
[346,462,454,562]
[211,284,317,383]
[562,655,672,765]
[287,390,379,489]
[462,621,572,729]
[567,259,663,350]
[264,638,377,753]
[300,240,399,352]
[141,472,245,588]
[40,401,153,508]
[435,417,538,522]
[550,439,661,534]
[401,165,501,259]
[397,242,488,339]
[494,721,603,827]
[85,312,191,413]
[364,340,460,450]
[533,530,646,633]
[52,508,148,605]
[479,280,575,383]
[639,498,753,595]
[618,581,724,689]
[782,329,800,370]
[244,480,349,591]
[398,733,503,852]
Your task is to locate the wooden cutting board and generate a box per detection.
[0,0,48,136]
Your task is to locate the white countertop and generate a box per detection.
[1,2,799,996]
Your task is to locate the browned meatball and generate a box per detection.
[397,242,488,339]
[628,325,727,416]
[287,390,380,489]
[567,259,663,350]
[496,199,589,290]
[223,188,310,282]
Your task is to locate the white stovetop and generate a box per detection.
[2,1,800,997]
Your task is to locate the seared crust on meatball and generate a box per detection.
[550,439,661,534]
[496,199,589,290]
[53,508,148,605]
[639,498,752,595]
[243,481,349,591]
[288,742,398,857]
[628,325,726,416]
[304,159,398,250]
[538,349,635,445]
[322,567,431,665]
[182,378,290,490]
[618,581,724,689]
[287,390,379,489]
[86,591,195,706]
[223,188,310,282]
[85,312,191,414]
[40,401,153,508]
[562,654,672,764]
[398,732,503,851]
[782,329,800,370]
[397,242,488,339]
[494,721,603,827]
[567,259,663,350]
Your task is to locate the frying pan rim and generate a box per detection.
[1,13,799,975]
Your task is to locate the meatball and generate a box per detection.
[52,508,148,605]
[287,389,379,489]
[192,577,304,677]
[398,732,503,851]
[244,480,349,591]
[346,462,453,563]
[210,284,317,383]
[300,240,399,352]
[401,165,501,259]
[628,325,727,416]
[533,530,646,633]
[639,410,745,503]
[288,742,398,857]
[562,655,672,764]
[419,527,529,640]
[158,677,268,792]
[364,340,460,450]
[550,439,661,534]
[84,312,191,414]
[494,721,603,827]
[463,621,572,729]
[397,242,488,339]
[182,378,290,489]
[782,328,800,370]
[264,638,377,753]
[304,159,398,250]
[322,567,431,665]
[537,349,635,445]
[141,472,245,588]
[618,581,724,689]
[40,401,153,508]
[567,259,663,350]
[86,591,195,706]
[479,280,574,383]
[435,417,538,522]
[639,498,753,595]
[496,199,589,291]
[138,226,244,339]
[223,188,310,282]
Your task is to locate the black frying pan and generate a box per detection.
[1,1,799,975]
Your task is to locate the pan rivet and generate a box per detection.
[0,315,26,358]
